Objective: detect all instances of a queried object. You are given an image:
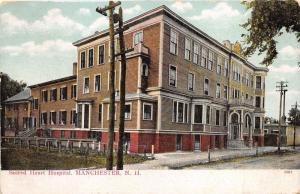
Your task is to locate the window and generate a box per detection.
[98,104,102,122]
[22,117,27,129]
[61,130,65,138]
[50,89,57,101]
[94,75,101,92]
[80,51,86,69]
[42,90,48,102]
[177,102,184,123]
[216,83,221,98]
[263,97,265,108]
[83,77,90,94]
[70,110,76,125]
[125,104,131,120]
[41,112,47,125]
[204,78,209,95]
[71,84,77,98]
[170,29,178,55]
[77,104,82,128]
[188,73,194,91]
[143,103,153,120]
[216,110,220,126]
[50,111,56,125]
[98,45,105,65]
[201,47,208,68]
[173,101,188,123]
[245,73,250,86]
[60,87,67,100]
[255,96,261,108]
[223,111,227,126]
[169,65,177,87]
[224,59,228,77]
[256,76,261,89]
[133,31,143,46]
[88,48,94,67]
[208,51,213,70]
[70,131,75,139]
[206,106,210,124]
[184,38,191,60]
[224,86,228,99]
[84,105,89,128]
[193,43,199,64]
[255,117,260,129]
[194,105,203,124]
[33,99,38,110]
[59,111,67,125]
[142,63,149,77]
[217,57,221,74]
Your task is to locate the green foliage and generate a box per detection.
[241,0,300,66]
[1,73,27,101]
[288,107,300,126]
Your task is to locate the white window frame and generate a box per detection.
[94,74,101,93]
[41,89,47,102]
[188,72,195,91]
[224,59,228,77]
[216,83,221,98]
[83,76,90,94]
[50,111,56,125]
[88,48,94,67]
[201,47,207,68]
[98,44,105,65]
[208,50,213,70]
[193,43,199,64]
[71,84,77,99]
[169,64,177,87]
[217,56,222,74]
[41,112,47,125]
[59,110,67,125]
[224,85,228,99]
[170,29,178,55]
[80,50,86,69]
[204,78,209,95]
[143,103,153,121]
[124,103,132,120]
[193,104,204,124]
[215,109,220,126]
[133,31,143,46]
[60,86,67,101]
[184,37,191,61]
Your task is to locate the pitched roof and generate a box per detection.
[28,75,76,88]
[4,88,31,103]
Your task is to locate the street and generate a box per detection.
[186,152,300,169]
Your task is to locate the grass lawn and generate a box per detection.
[1,144,147,170]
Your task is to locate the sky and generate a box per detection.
[0,0,299,119]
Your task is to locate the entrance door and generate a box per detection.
[176,135,182,151]
[194,135,200,150]
[233,125,238,139]
[124,133,130,153]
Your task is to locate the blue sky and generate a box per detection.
[0,0,299,119]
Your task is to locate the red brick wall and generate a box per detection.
[182,134,192,151]
[156,134,176,153]
[201,135,210,151]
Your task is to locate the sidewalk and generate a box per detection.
[124,146,299,170]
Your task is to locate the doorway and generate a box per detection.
[194,135,200,151]
[176,134,182,151]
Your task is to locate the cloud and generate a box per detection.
[188,2,240,20]
[78,8,91,16]
[269,64,300,73]
[280,45,300,58]
[0,9,85,36]
[171,1,193,13]
[124,4,143,15]
[0,39,75,57]
[83,17,108,36]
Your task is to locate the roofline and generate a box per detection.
[29,75,77,89]
[4,98,32,104]
[73,5,268,72]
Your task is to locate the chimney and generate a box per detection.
[73,62,77,75]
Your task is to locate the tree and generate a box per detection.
[288,107,300,126]
[241,0,300,66]
[1,73,27,136]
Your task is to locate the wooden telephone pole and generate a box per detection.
[276,81,288,153]
[96,1,121,170]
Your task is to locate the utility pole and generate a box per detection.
[276,81,288,152]
[96,0,121,170]
[292,102,299,149]
[0,72,2,139]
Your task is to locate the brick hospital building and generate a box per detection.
[4,5,268,153]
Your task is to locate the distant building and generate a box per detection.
[4,5,268,153]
